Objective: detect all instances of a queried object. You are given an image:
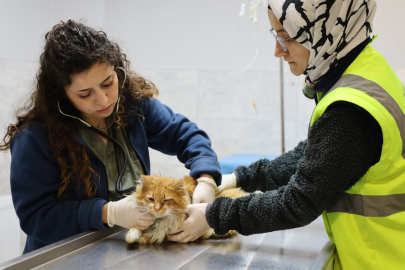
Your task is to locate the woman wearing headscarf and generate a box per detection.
[168,0,405,269]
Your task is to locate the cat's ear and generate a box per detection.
[140,175,153,186]
[171,179,184,189]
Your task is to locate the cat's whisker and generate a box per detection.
[167,211,185,217]
[166,214,184,223]
[165,213,182,220]
[166,212,182,218]
[167,214,186,219]
[167,213,186,218]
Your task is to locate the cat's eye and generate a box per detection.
[149,198,155,202]
[164,199,170,202]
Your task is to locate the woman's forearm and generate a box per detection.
[102,204,108,224]
[208,105,381,235]
[234,140,307,192]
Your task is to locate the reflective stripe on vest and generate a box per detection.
[320,74,405,159]
[328,193,405,217]
[319,74,405,218]
[312,44,405,269]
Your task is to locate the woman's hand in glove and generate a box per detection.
[105,196,156,230]
[192,175,217,204]
[216,173,236,194]
[166,203,210,243]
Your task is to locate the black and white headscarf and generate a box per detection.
[267,0,376,85]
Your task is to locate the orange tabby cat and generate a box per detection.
[125,175,247,244]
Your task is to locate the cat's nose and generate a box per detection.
[155,206,161,213]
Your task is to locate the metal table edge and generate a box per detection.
[0,226,124,270]
[308,241,335,270]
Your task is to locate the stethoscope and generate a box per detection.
[58,67,135,197]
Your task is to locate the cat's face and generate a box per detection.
[134,175,191,218]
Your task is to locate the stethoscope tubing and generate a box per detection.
[87,125,130,196]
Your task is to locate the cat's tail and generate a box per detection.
[215,187,247,199]
[200,188,247,240]
[200,228,238,239]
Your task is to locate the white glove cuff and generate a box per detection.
[107,202,115,228]
[230,173,237,188]
[196,177,218,191]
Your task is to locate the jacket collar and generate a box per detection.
[313,37,372,103]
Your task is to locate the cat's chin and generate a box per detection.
[152,213,167,218]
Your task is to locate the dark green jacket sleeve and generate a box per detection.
[234,140,307,192]
[206,105,382,235]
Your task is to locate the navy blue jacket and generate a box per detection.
[10,98,221,254]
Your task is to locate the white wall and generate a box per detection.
[0,0,274,69]
[2,1,404,71]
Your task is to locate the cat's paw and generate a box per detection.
[200,228,215,239]
[139,235,152,244]
[126,228,141,243]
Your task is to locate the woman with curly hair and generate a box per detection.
[1,19,221,254]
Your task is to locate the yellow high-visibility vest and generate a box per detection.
[310,38,405,269]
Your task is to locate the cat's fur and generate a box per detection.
[125,175,247,244]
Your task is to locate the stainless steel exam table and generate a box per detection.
[0,217,334,270]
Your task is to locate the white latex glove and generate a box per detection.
[216,173,236,195]
[167,203,210,243]
[193,181,216,204]
[107,196,156,230]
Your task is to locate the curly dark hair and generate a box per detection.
[0,20,158,200]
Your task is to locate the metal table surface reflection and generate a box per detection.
[28,217,330,270]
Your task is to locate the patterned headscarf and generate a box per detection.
[267,0,376,86]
